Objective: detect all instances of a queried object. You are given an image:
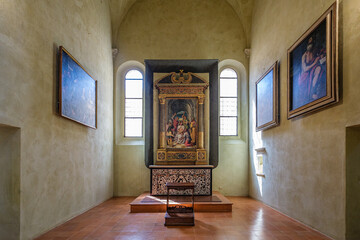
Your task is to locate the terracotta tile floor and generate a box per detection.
[35,197,331,240]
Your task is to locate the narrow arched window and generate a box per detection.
[219,68,238,136]
[124,69,143,137]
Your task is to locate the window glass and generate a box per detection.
[125,118,143,137]
[125,99,142,117]
[220,68,238,136]
[220,78,237,97]
[220,117,237,136]
[220,98,237,116]
[220,68,237,78]
[124,69,143,137]
[125,80,143,98]
[126,70,143,79]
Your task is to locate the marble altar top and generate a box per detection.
[149,165,214,169]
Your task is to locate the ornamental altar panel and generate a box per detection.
[150,165,213,196]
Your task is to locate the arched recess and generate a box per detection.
[218,59,248,141]
[213,59,249,196]
[115,60,145,144]
[144,59,219,168]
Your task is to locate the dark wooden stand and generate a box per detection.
[164,183,195,226]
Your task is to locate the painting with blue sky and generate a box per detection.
[59,46,97,128]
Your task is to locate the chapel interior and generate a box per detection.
[0,0,359,240]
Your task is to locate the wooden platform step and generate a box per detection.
[130,191,232,213]
[164,212,194,226]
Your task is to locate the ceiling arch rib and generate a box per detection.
[109,0,137,46]
[226,0,253,46]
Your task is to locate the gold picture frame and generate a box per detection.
[256,61,279,131]
[287,3,338,119]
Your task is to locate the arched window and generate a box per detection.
[124,69,143,137]
[219,68,238,136]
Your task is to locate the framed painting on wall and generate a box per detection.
[59,46,97,128]
[287,3,338,119]
[256,61,279,131]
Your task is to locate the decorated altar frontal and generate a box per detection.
[150,165,213,196]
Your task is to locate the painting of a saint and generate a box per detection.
[290,19,327,111]
[287,3,338,119]
[165,98,197,148]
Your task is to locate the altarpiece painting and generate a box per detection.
[166,98,198,148]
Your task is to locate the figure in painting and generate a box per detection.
[295,36,326,108]
[166,120,174,146]
[171,113,179,134]
[173,123,192,146]
[309,48,326,100]
[182,114,189,131]
[190,118,196,144]
[166,111,196,148]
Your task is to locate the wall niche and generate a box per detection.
[346,125,360,240]
[0,124,20,240]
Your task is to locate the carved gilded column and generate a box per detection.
[159,96,166,149]
[198,95,205,149]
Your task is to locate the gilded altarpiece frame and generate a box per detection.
[155,71,208,165]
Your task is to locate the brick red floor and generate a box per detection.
[35,196,331,240]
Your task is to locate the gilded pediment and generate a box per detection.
[155,70,208,86]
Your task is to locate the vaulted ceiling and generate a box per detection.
[109,0,253,46]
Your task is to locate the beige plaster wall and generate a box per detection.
[113,0,248,64]
[113,0,249,196]
[0,1,114,239]
[249,0,360,239]
[114,145,149,196]
[109,0,254,47]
